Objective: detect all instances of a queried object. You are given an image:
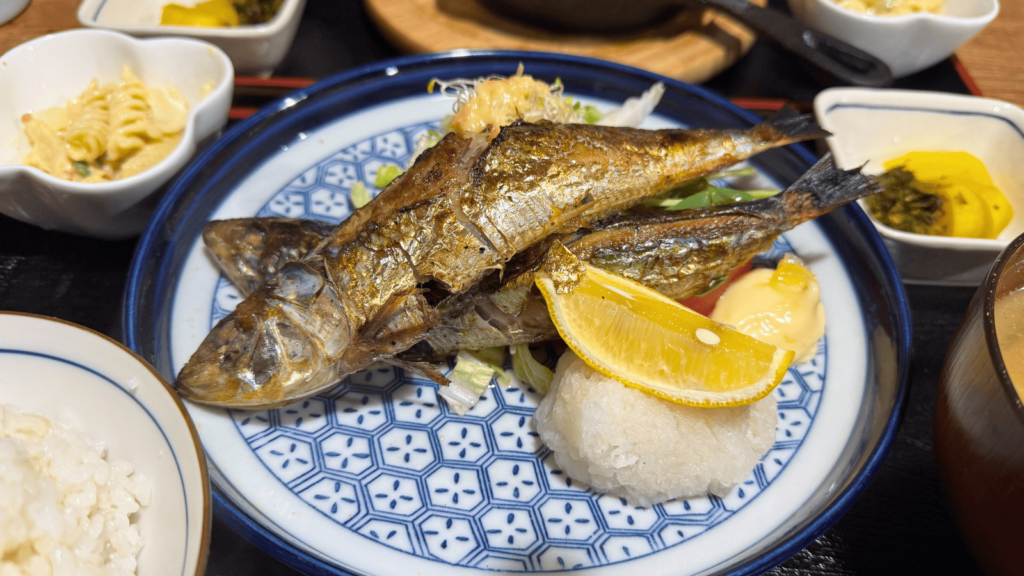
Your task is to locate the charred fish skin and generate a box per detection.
[177,113,826,409]
[417,153,881,356]
[204,218,336,297]
[196,154,874,365]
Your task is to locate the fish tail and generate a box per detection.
[784,153,881,214]
[757,105,831,145]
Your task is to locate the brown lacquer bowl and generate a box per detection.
[935,230,1024,576]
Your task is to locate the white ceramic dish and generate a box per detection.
[0,0,30,26]
[787,0,998,78]
[77,0,307,77]
[0,29,233,239]
[0,311,211,575]
[815,87,1024,286]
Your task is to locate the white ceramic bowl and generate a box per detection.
[0,29,233,239]
[77,0,307,77]
[0,311,210,575]
[787,0,998,78]
[815,87,1024,285]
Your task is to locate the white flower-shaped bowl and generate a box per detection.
[0,29,233,239]
[77,0,307,77]
[815,87,1024,285]
[787,0,998,78]
[0,311,211,575]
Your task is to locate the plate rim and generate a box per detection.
[122,49,912,576]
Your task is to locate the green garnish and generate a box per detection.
[511,344,554,393]
[427,79,437,94]
[694,275,729,297]
[374,165,404,188]
[866,167,945,235]
[638,168,778,212]
[350,182,371,208]
[582,105,604,125]
[72,161,91,178]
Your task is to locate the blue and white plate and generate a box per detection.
[123,52,911,576]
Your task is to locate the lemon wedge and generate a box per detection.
[534,244,795,408]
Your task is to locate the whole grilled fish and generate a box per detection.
[203,154,876,359]
[178,111,826,408]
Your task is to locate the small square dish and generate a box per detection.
[77,0,307,77]
[814,87,1024,286]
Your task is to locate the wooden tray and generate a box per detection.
[364,0,767,84]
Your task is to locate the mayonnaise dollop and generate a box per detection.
[710,254,825,364]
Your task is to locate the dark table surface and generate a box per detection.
[0,0,991,574]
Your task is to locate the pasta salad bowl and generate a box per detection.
[0,29,233,239]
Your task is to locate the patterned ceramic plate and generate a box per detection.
[123,52,911,576]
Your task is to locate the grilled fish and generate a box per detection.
[203,154,875,358]
[177,111,826,408]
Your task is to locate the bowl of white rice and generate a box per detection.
[0,311,209,576]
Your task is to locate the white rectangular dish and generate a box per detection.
[815,87,1024,286]
[77,0,307,77]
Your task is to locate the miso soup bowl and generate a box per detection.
[814,87,1024,286]
[0,29,233,238]
[935,230,1024,576]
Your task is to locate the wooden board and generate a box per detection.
[364,0,767,84]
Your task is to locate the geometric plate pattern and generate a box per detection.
[210,123,827,570]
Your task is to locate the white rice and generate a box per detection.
[0,404,151,576]
[533,352,777,507]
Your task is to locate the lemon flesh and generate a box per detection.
[535,260,795,408]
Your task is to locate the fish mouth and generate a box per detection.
[176,306,335,409]
[177,262,353,408]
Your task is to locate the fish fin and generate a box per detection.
[386,358,451,387]
[759,104,831,144]
[360,288,421,340]
[786,153,882,213]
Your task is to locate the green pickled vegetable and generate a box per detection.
[866,167,945,235]
[233,0,282,24]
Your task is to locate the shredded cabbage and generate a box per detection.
[374,165,403,188]
[350,181,371,208]
[511,344,554,394]
[438,348,509,415]
[596,82,665,128]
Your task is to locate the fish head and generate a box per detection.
[176,262,353,408]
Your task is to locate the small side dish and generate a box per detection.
[0,29,232,238]
[160,0,282,27]
[867,151,1013,239]
[0,404,152,576]
[815,87,1024,285]
[831,0,942,15]
[21,66,188,183]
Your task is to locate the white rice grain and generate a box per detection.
[0,404,149,576]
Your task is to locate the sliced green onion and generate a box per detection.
[72,161,91,177]
[511,344,554,394]
[374,165,404,188]
[350,182,371,208]
[582,105,604,125]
